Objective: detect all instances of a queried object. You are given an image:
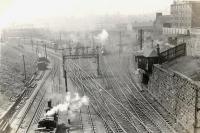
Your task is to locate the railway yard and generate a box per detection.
[0,34,197,133]
[0,19,198,133]
[3,0,200,132]
[0,42,185,133]
[0,39,190,133]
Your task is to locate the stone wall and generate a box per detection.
[186,36,200,57]
[148,64,200,132]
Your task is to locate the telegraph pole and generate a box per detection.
[18,38,21,46]
[44,44,47,59]
[36,41,39,56]
[69,47,72,55]
[92,36,95,48]
[92,32,95,50]
[62,52,65,77]
[194,89,200,133]
[23,34,25,46]
[31,33,33,50]
[62,50,68,92]
[22,55,26,81]
[119,31,122,56]
[59,31,62,48]
[86,46,89,54]
[64,69,68,92]
[138,29,144,50]
[96,46,100,76]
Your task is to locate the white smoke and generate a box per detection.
[45,92,89,117]
[38,53,42,57]
[0,42,5,46]
[69,34,78,43]
[95,29,109,45]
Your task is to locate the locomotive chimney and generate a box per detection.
[48,100,52,108]
[156,44,160,56]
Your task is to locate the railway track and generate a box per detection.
[14,82,47,133]
[80,102,97,133]
[103,56,177,133]
[0,71,46,133]
[69,61,136,133]
[67,55,181,133]
[68,60,152,133]
[14,61,59,133]
[51,58,61,94]
[126,71,187,133]
[101,59,161,133]
[69,67,98,133]
[69,65,123,133]
[103,57,175,133]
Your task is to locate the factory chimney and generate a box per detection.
[48,100,52,108]
[156,44,160,56]
[156,44,161,64]
[138,29,143,50]
[156,12,162,20]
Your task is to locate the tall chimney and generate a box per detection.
[156,12,162,20]
[156,44,160,56]
[151,40,154,48]
[138,29,143,50]
[48,100,52,108]
[157,44,161,64]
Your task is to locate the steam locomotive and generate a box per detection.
[35,100,58,133]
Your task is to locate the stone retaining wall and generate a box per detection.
[148,64,200,132]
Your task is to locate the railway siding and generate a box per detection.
[68,60,153,133]
[9,66,53,133]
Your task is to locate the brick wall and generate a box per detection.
[148,64,200,132]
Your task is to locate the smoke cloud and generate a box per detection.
[69,34,78,43]
[38,53,42,57]
[45,92,89,117]
[95,29,109,45]
[0,42,5,46]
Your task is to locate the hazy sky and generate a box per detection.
[0,0,173,29]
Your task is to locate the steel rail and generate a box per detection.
[109,56,177,133]
[68,60,149,133]
[103,57,162,132]
[68,63,128,133]
[69,60,153,132]
[15,61,58,133]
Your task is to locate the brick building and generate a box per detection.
[171,1,200,28]
[159,1,200,56]
[153,13,173,35]
[170,0,200,28]
[161,0,200,36]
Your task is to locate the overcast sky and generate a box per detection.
[0,0,174,29]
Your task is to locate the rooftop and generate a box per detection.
[136,40,175,57]
[162,56,200,81]
[172,0,200,5]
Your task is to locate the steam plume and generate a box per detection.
[69,34,78,43]
[95,29,109,45]
[38,53,42,57]
[45,92,89,117]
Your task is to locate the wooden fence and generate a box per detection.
[135,43,186,73]
[160,43,186,63]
